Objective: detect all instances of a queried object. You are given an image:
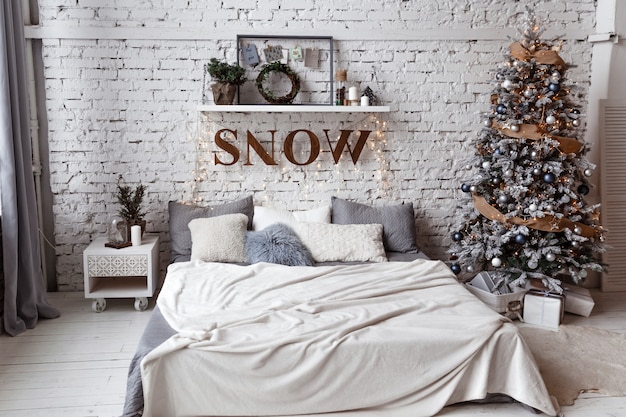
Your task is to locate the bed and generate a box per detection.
[121,196,560,417]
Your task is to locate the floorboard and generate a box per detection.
[0,290,624,417]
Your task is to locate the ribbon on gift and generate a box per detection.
[472,194,601,239]
[509,41,567,70]
[490,120,584,155]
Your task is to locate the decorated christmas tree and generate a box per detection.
[449,13,607,293]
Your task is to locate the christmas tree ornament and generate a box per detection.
[546,115,556,124]
[584,168,593,177]
[528,259,538,269]
[504,169,514,177]
[496,104,507,114]
[491,257,502,267]
[543,172,556,183]
[452,232,463,242]
[511,124,520,132]
[530,150,538,158]
[514,234,527,244]
[545,253,556,262]
[482,161,491,170]
[498,194,508,203]
[533,168,542,176]
[502,79,514,90]
[548,82,560,92]
[579,269,588,278]
[572,119,580,127]
[483,119,491,127]
[529,203,538,211]
[461,183,471,193]
[524,88,534,98]
[574,225,583,235]
[577,184,590,195]
[466,265,474,273]
[450,264,462,274]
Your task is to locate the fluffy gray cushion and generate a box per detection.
[169,196,254,262]
[245,223,314,266]
[331,197,418,253]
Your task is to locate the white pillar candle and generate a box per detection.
[360,96,369,106]
[131,225,142,246]
[348,86,359,101]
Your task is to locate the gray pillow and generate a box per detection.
[245,223,314,266]
[169,196,254,262]
[331,196,418,253]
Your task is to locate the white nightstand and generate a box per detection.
[83,234,160,312]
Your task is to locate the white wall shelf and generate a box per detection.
[197,104,390,113]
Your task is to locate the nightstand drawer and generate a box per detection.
[87,254,148,277]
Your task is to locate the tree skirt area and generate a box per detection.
[518,324,626,405]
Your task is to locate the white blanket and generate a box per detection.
[141,259,559,417]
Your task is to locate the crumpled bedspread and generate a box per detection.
[139,259,559,417]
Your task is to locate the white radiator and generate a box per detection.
[600,100,626,291]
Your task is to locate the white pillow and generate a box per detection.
[188,213,248,263]
[253,205,331,230]
[294,223,387,263]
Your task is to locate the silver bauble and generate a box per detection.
[545,252,556,262]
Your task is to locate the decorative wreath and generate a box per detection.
[255,61,300,104]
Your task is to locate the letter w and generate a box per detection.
[323,129,371,164]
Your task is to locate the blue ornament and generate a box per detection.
[514,234,527,245]
[578,184,590,195]
[496,104,507,114]
[461,183,471,193]
[452,232,463,242]
[549,83,560,92]
[450,264,462,274]
[543,172,556,183]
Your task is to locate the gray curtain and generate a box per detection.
[0,0,59,336]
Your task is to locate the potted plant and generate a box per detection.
[205,58,247,105]
[116,177,147,241]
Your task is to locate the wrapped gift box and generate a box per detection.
[525,279,595,317]
[562,284,595,317]
[466,272,526,313]
[523,289,564,329]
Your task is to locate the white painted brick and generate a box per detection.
[38,1,596,289]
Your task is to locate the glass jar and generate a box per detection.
[108,216,128,244]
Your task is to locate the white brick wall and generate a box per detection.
[35,1,596,290]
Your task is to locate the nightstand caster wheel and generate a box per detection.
[92,298,106,313]
[134,297,149,311]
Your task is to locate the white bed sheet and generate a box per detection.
[141,259,559,417]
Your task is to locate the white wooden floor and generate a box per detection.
[0,290,625,417]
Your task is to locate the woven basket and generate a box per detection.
[465,283,526,313]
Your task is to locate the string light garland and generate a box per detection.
[187,113,390,205]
